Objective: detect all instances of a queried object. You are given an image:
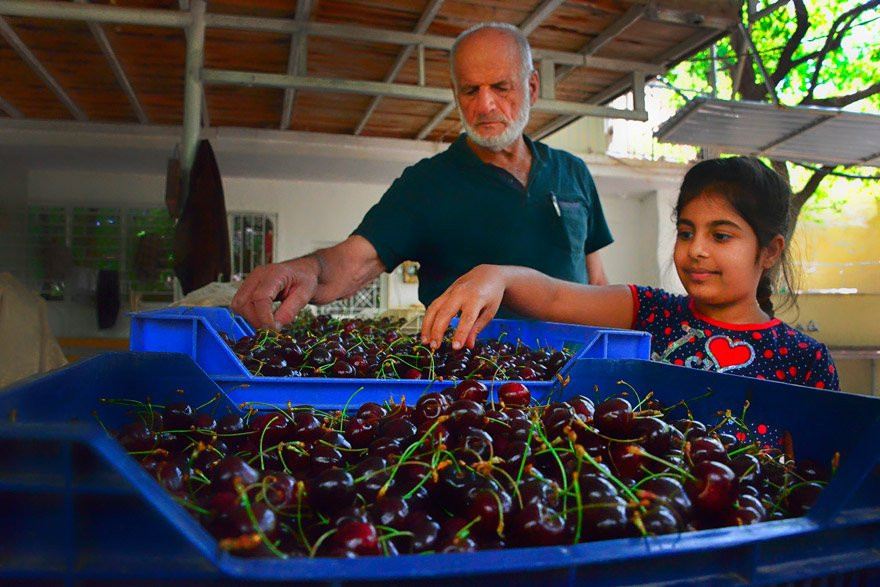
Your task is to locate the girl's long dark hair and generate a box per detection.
[675,156,798,317]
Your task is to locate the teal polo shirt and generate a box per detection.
[352,133,613,311]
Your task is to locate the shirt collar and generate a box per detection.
[449,132,546,172]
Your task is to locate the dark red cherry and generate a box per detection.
[454,427,494,463]
[567,395,595,421]
[291,411,322,442]
[357,402,387,421]
[638,476,692,520]
[331,360,357,378]
[344,417,377,449]
[465,488,512,537]
[378,418,417,441]
[729,453,764,488]
[673,419,708,441]
[445,399,485,432]
[308,468,356,514]
[371,494,410,529]
[163,401,194,431]
[413,392,449,424]
[118,421,157,452]
[209,456,260,493]
[785,481,824,516]
[453,379,489,403]
[689,436,728,465]
[593,397,634,437]
[331,521,380,556]
[796,459,830,483]
[632,416,676,455]
[638,504,683,535]
[404,513,440,553]
[577,474,620,504]
[519,478,560,508]
[498,382,530,407]
[607,442,645,481]
[261,472,299,509]
[509,502,566,547]
[578,498,631,542]
[310,443,345,473]
[685,460,738,514]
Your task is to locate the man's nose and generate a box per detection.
[474,87,497,112]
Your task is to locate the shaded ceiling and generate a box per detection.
[0,0,742,143]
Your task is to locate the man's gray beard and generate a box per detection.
[458,97,531,151]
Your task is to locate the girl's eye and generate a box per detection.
[713,233,732,242]
[676,230,693,240]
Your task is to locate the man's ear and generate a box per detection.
[761,234,785,269]
[528,70,539,106]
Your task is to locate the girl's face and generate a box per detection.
[674,191,782,317]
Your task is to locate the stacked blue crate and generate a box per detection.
[129,307,652,404]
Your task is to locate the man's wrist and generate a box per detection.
[301,251,328,284]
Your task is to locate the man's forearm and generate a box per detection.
[301,237,386,305]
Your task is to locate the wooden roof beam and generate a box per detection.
[555,3,647,85]
[0,95,24,118]
[0,0,189,28]
[203,69,647,121]
[279,0,312,130]
[0,16,87,121]
[533,25,723,140]
[353,0,445,136]
[75,0,149,125]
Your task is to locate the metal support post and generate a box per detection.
[180,0,206,201]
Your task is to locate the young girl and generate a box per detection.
[421,156,839,390]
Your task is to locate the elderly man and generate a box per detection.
[232,22,613,329]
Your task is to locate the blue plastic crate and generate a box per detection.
[1,352,878,585]
[129,306,651,404]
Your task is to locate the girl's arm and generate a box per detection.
[420,264,635,350]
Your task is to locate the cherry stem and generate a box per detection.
[629,445,697,482]
[235,480,288,559]
[308,527,338,558]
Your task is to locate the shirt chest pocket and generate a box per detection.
[553,196,588,253]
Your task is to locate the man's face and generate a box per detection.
[452,29,537,151]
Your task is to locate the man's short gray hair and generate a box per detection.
[449,22,534,89]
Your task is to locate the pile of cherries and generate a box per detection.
[110,379,833,559]
[221,315,572,381]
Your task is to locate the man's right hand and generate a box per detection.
[230,256,321,329]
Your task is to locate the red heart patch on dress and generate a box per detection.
[705,336,755,373]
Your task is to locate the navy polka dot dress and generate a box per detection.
[630,285,839,390]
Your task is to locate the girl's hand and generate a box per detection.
[421,264,506,350]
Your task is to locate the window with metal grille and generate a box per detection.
[315,277,384,317]
[127,208,175,296]
[228,212,276,280]
[26,205,67,299]
[25,205,174,300]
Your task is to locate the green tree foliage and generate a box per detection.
[666,0,880,232]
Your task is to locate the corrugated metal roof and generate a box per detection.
[655,97,880,167]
